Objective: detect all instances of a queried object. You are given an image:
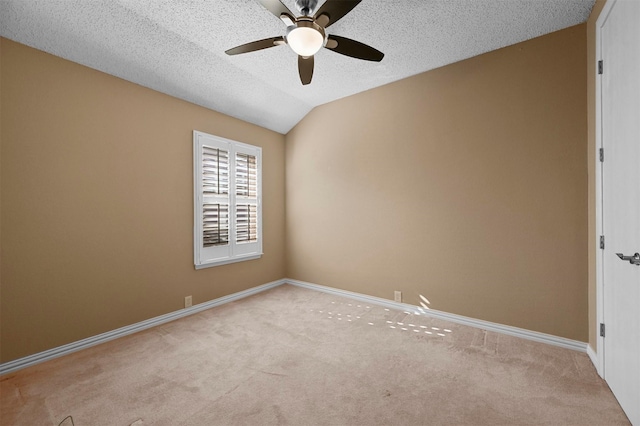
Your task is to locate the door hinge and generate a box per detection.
[600,235,605,250]
[600,323,605,337]
[599,147,604,162]
[598,60,603,75]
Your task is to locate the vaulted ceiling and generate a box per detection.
[0,0,595,134]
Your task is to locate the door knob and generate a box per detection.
[616,252,640,266]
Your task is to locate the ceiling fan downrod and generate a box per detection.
[295,0,317,16]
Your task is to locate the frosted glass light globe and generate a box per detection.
[287,26,323,57]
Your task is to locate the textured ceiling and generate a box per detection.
[0,0,595,134]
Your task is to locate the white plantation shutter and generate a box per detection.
[231,146,261,257]
[202,147,230,248]
[194,131,262,268]
[235,152,258,244]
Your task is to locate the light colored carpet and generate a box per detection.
[0,284,630,425]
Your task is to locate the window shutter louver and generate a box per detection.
[202,147,229,195]
[203,203,229,247]
[235,153,257,198]
[236,204,257,243]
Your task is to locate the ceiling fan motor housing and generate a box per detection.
[295,0,318,16]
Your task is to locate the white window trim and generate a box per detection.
[193,131,263,269]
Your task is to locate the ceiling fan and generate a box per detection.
[225,0,384,85]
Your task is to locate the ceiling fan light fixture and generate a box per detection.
[226,0,384,86]
[286,22,325,57]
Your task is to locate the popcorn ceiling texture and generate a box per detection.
[0,0,595,134]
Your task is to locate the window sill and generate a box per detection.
[195,253,263,270]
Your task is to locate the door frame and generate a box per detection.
[594,0,618,380]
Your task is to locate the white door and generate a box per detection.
[601,0,640,424]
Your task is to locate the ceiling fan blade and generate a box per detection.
[315,13,330,27]
[225,36,285,55]
[258,0,296,24]
[314,0,362,27]
[298,55,314,85]
[325,35,384,61]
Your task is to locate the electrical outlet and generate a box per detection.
[394,291,402,303]
[184,295,193,308]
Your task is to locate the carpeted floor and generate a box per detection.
[0,284,630,425]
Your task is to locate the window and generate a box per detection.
[193,131,262,268]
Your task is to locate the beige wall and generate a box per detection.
[2,16,600,363]
[286,25,589,341]
[587,0,607,352]
[0,38,286,363]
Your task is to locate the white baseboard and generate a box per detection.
[286,279,588,353]
[0,279,286,376]
[1,277,589,375]
[587,344,602,376]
